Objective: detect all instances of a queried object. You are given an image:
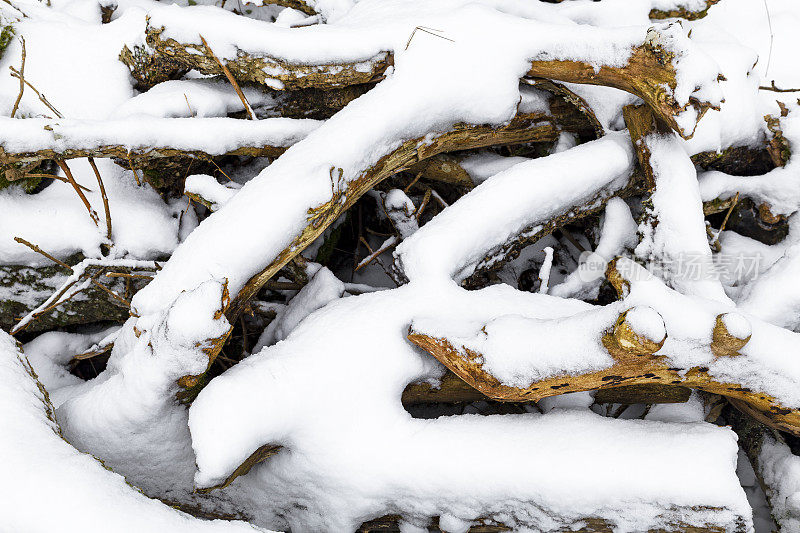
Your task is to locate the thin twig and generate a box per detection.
[13,237,71,269]
[87,157,112,242]
[105,272,153,280]
[10,36,25,118]
[184,93,195,117]
[9,66,62,118]
[55,159,100,227]
[11,278,83,334]
[356,235,398,271]
[25,173,93,191]
[126,153,141,186]
[763,0,774,80]
[405,26,454,50]
[759,80,800,93]
[199,34,256,120]
[711,192,740,250]
[73,343,113,361]
[430,189,449,208]
[90,279,131,308]
[403,171,423,193]
[414,189,431,221]
[206,156,233,182]
[264,280,303,291]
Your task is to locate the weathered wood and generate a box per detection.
[594,383,691,405]
[527,39,718,139]
[725,404,788,530]
[121,25,392,91]
[358,512,738,532]
[402,372,487,404]
[408,260,800,437]
[649,0,719,21]
[461,174,641,289]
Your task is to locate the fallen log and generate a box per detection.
[394,132,637,286]
[0,116,321,181]
[121,22,392,91]
[125,13,719,139]
[358,514,740,532]
[408,257,800,436]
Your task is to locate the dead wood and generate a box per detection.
[358,514,740,533]
[120,25,392,91]
[124,24,715,140]
[408,261,800,437]
[461,173,641,289]
[649,0,719,21]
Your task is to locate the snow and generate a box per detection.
[625,305,668,343]
[185,174,241,211]
[411,308,618,388]
[458,152,529,186]
[722,311,753,340]
[614,258,800,408]
[699,104,800,216]
[0,330,266,533]
[550,197,638,299]
[188,282,751,531]
[23,326,118,403]
[55,278,234,502]
[635,132,732,304]
[253,265,344,350]
[758,435,800,531]
[3,0,798,529]
[0,159,183,263]
[111,79,277,119]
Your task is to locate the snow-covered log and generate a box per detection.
[123,4,721,139]
[0,116,320,178]
[188,281,751,531]
[409,257,800,436]
[394,132,636,285]
[625,104,731,303]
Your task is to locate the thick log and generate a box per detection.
[0,116,319,180]
[594,383,691,405]
[401,372,487,404]
[408,259,800,436]
[527,36,718,139]
[359,514,738,532]
[121,25,392,91]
